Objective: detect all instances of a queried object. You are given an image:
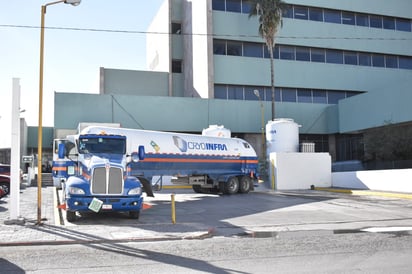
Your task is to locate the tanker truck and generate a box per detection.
[53,126,259,221]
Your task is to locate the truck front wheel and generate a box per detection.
[129,210,140,219]
[225,177,239,194]
[66,210,76,222]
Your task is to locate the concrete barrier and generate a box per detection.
[270,152,331,190]
[332,169,412,193]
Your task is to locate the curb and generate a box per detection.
[314,187,412,200]
[0,230,213,247]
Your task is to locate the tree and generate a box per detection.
[249,0,288,121]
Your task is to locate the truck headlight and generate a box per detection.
[128,187,142,195]
[68,187,85,195]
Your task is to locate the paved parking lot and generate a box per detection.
[1,183,412,245]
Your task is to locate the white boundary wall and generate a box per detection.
[332,169,412,193]
[270,152,332,190]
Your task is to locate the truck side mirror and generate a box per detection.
[138,145,145,160]
[131,146,145,162]
[58,143,66,159]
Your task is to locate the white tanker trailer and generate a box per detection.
[80,126,259,195]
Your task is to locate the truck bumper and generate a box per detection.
[66,196,143,212]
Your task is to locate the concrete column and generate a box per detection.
[9,78,21,221]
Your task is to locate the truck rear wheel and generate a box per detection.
[225,177,239,194]
[239,176,252,194]
[129,210,140,219]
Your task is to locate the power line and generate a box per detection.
[1,24,411,41]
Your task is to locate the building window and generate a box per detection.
[383,16,395,30]
[264,46,279,59]
[294,6,308,20]
[228,86,244,100]
[282,88,297,102]
[311,48,325,63]
[342,12,355,25]
[212,0,225,11]
[370,15,382,28]
[283,6,293,18]
[171,22,181,34]
[385,56,398,68]
[297,89,312,103]
[309,7,323,22]
[226,0,241,12]
[241,0,252,14]
[264,88,280,102]
[328,91,346,104]
[356,14,369,27]
[324,9,341,23]
[296,46,310,61]
[227,41,242,56]
[214,85,227,99]
[244,87,261,101]
[279,45,295,60]
[172,60,182,73]
[399,57,412,69]
[359,53,371,66]
[213,40,226,55]
[313,91,327,104]
[326,49,343,64]
[372,54,385,67]
[396,18,412,32]
[243,42,263,58]
[344,52,358,65]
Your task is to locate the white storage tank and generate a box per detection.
[202,125,231,138]
[266,118,300,154]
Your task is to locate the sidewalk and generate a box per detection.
[0,185,212,246]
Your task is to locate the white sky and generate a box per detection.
[0,0,164,148]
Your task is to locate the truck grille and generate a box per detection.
[91,167,123,194]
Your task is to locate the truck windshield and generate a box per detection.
[78,137,126,154]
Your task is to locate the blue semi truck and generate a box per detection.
[53,126,259,222]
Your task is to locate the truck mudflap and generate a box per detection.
[137,177,154,197]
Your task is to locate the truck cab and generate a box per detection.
[57,133,147,222]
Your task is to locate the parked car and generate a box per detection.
[0,164,23,195]
[0,164,10,195]
[0,174,10,195]
[0,185,5,199]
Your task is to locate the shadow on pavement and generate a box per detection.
[0,258,25,274]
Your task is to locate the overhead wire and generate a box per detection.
[0,24,411,41]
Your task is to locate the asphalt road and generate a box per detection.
[2,184,412,272]
[1,230,412,273]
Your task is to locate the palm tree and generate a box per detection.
[249,0,287,121]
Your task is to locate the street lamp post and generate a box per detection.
[254,89,265,163]
[37,0,81,225]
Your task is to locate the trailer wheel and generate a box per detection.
[225,177,239,194]
[239,176,252,194]
[192,185,202,193]
[129,210,140,219]
[66,210,76,222]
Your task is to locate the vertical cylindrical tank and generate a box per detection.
[266,118,300,154]
[202,125,231,138]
